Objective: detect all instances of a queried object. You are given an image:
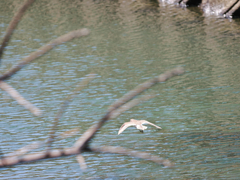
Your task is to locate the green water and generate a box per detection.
[0,0,240,179]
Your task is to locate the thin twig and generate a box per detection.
[47,74,95,149]
[0,0,35,62]
[0,28,90,81]
[5,127,80,158]
[0,81,41,116]
[90,146,174,167]
[76,154,87,170]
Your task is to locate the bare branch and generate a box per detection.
[108,67,184,112]
[0,68,184,168]
[90,146,174,167]
[47,74,95,149]
[0,28,90,81]
[73,95,155,148]
[0,144,173,168]
[0,0,35,62]
[0,81,41,116]
[74,67,184,150]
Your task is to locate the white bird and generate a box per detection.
[118,119,162,135]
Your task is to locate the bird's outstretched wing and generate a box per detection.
[141,120,162,129]
[118,122,136,135]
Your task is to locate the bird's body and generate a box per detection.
[118,119,161,135]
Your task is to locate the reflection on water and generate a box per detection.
[0,0,240,179]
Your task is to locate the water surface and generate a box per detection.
[0,0,240,179]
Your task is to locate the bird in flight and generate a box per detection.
[118,119,162,135]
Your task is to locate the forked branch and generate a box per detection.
[74,67,184,150]
[0,68,184,168]
[0,28,90,81]
[0,29,90,116]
